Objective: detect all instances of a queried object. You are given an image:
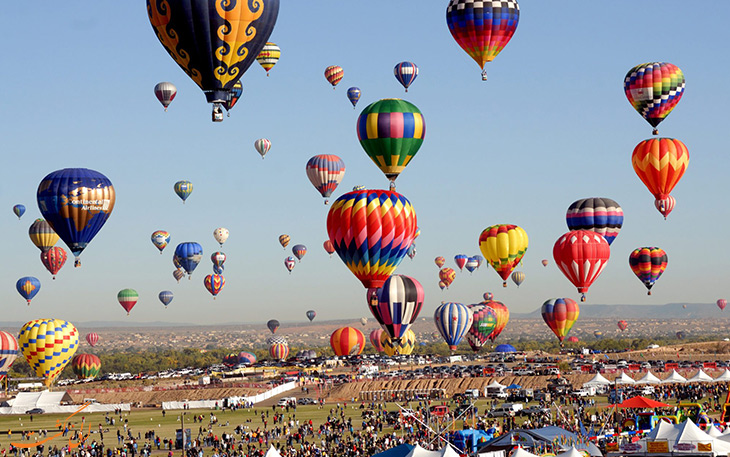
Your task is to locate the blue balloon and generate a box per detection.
[158,290,174,307]
[306,310,316,322]
[174,242,203,277]
[394,62,418,92]
[347,87,361,108]
[213,265,224,275]
[434,302,473,351]
[12,204,25,220]
[16,276,41,305]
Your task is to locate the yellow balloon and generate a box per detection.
[380,328,416,356]
[28,219,60,252]
[478,224,528,287]
[18,319,79,387]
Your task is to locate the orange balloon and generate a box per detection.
[330,327,365,356]
[632,138,689,217]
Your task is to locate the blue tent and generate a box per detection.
[449,429,494,454]
[495,344,516,352]
[372,443,415,457]
[477,426,602,457]
[506,383,521,389]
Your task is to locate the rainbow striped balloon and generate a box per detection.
[72,353,101,380]
[330,327,365,356]
[624,62,685,135]
[306,154,346,202]
[204,274,225,299]
[0,331,19,380]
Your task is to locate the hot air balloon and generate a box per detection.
[85,332,99,347]
[483,292,494,301]
[16,277,41,306]
[37,168,115,267]
[267,319,280,334]
[435,256,446,268]
[71,353,101,380]
[357,99,425,188]
[632,138,689,219]
[223,80,243,115]
[566,198,624,245]
[147,0,279,120]
[159,290,174,307]
[511,271,525,288]
[174,242,203,277]
[211,252,226,271]
[369,275,424,343]
[553,230,611,302]
[18,319,78,387]
[624,62,685,135]
[541,298,579,344]
[330,327,365,356]
[407,244,417,260]
[324,65,343,88]
[485,300,509,341]
[28,219,59,252]
[439,268,456,289]
[12,204,25,220]
[478,224,529,287]
[454,254,468,271]
[154,82,177,111]
[629,247,668,295]
[174,180,193,203]
[327,189,417,289]
[434,302,473,351]
[347,87,361,108]
[438,281,446,291]
[676,331,686,340]
[466,303,497,352]
[292,244,307,261]
[370,329,385,352]
[173,269,185,283]
[566,336,579,343]
[222,353,239,365]
[268,336,289,360]
[323,240,335,257]
[381,329,416,356]
[465,257,479,273]
[284,256,296,273]
[118,289,138,315]
[213,228,229,246]
[352,185,366,191]
[594,331,603,339]
[306,310,316,322]
[360,317,368,327]
[279,234,290,249]
[718,299,727,311]
[204,274,225,299]
[446,0,520,81]
[305,155,346,204]
[214,264,224,275]
[254,138,272,159]
[256,42,280,76]
[40,247,67,279]
[617,320,628,331]
[151,230,171,254]
[0,332,18,381]
[541,259,549,267]
[394,62,418,92]
[238,351,257,365]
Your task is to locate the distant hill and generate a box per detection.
[513,302,725,320]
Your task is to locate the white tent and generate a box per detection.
[661,369,687,384]
[556,447,585,457]
[635,371,662,384]
[645,419,680,441]
[687,369,714,383]
[615,420,730,457]
[508,448,539,457]
[0,391,130,415]
[405,444,460,457]
[264,446,282,457]
[485,380,506,397]
[583,373,611,387]
[707,425,724,438]
[713,369,730,383]
[614,371,636,384]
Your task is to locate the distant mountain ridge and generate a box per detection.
[513,302,725,320]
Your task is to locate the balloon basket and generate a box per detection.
[502,282,507,288]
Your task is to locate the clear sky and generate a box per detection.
[0,1,728,328]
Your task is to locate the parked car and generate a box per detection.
[521,406,551,417]
[25,408,44,414]
[297,397,316,405]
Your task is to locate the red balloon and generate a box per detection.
[85,332,99,347]
[323,240,335,257]
[553,230,611,302]
[40,247,67,279]
[617,320,628,331]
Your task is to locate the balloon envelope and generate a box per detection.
[370,275,424,342]
[347,87,361,108]
[16,277,41,305]
[629,247,667,295]
[174,180,193,202]
[154,82,177,110]
[434,302,473,351]
[267,319,280,334]
[330,327,365,356]
[624,62,685,134]
[0,332,18,379]
[566,197,624,246]
[118,289,139,315]
[541,298,580,343]
[159,290,174,307]
[324,65,343,87]
[306,310,316,322]
[306,155,346,201]
[394,62,418,92]
[553,230,611,301]
[174,242,203,276]
[255,139,272,159]
[71,353,101,380]
[632,138,689,218]
[256,42,280,75]
[213,228,229,246]
[85,332,99,347]
[28,219,59,252]
[478,224,528,287]
[19,319,79,387]
[380,329,416,356]
[204,274,225,298]
[151,231,171,253]
[13,204,25,220]
[718,299,727,311]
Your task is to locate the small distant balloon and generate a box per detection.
[511,271,525,287]
[203,274,225,299]
[12,204,25,220]
[435,256,445,268]
[159,291,173,307]
[254,139,272,159]
[323,240,335,257]
[483,292,494,301]
[438,281,446,291]
[85,332,99,347]
[213,228,229,246]
[541,259,549,267]
[325,65,343,88]
[118,289,139,315]
[154,82,177,111]
[394,61,418,92]
[256,42,280,76]
[174,180,193,203]
[173,269,185,283]
[151,231,170,254]
[40,247,67,279]
[292,244,307,261]
[16,277,41,306]
[284,256,296,273]
[267,319,280,334]
[439,268,456,289]
[279,234,290,249]
[347,87,361,108]
[306,310,316,322]
[718,299,727,311]
[360,317,368,327]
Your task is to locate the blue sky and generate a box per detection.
[0,1,728,328]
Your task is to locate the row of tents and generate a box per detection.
[584,369,730,387]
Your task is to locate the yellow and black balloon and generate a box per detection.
[380,329,416,356]
[18,319,79,387]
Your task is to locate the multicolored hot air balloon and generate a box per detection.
[0,332,18,380]
[147,0,279,120]
[629,247,668,295]
[511,271,525,288]
[632,138,689,219]
[454,254,468,271]
[71,353,101,380]
[327,189,417,289]
[16,277,41,306]
[483,292,494,301]
[13,204,25,220]
[357,99,425,187]
[28,219,59,252]
[18,319,78,387]
[553,230,611,302]
[434,302,473,351]
[465,257,479,273]
[438,281,446,291]
[718,299,727,311]
[268,336,289,360]
[323,240,335,257]
[541,259,549,267]
[466,303,497,352]
[37,168,115,267]
[485,300,509,341]
[370,329,385,352]
[238,351,257,365]
[407,244,417,260]
[204,274,225,299]
[279,234,290,249]
[292,244,307,261]
[151,231,171,254]
[381,329,416,356]
[174,180,193,203]
[478,224,529,287]
[85,332,99,347]
[223,80,243,115]
[154,82,177,111]
[435,256,446,268]
[118,289,138,315]
[255,138,272,159]
[40,247,67,279]
[306,310,316,322]
[213,228,229,246]
[394,62,418,92]
[347,87,361,108]
[369,275,424,343]
[267,319,280,334]
[617,320,628,331]
[439,268,456,289]
[256,42,280,76]
[566,198,624,245]
[159,290,174,307]
[324,65,343,88]
[330,327,365,356]
[284,256,296,273]
[446,0,520,81]
[211,252,226,270]
[175,242,203,277]
[624,62,685,135]
[173,269,185,282]
[306,155,346,204]
[541,298,580,344]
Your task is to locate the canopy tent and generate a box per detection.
[614,371,636,384]
[614,395,670,409]
[556,447,585,457]
[404,444,460,457]
[635,371,662,384]
[495,344,516,353]
[661,369,687,384]
[264,446,282,457]
[707,425,724,438]
[687,369,714,383]
[713,369,730,383]
[506,384,522,390]
[478,426,602,457]
[373,444,415,457]
[0,391,130,414]
[583,372,611,387]
[611,419,730,457]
